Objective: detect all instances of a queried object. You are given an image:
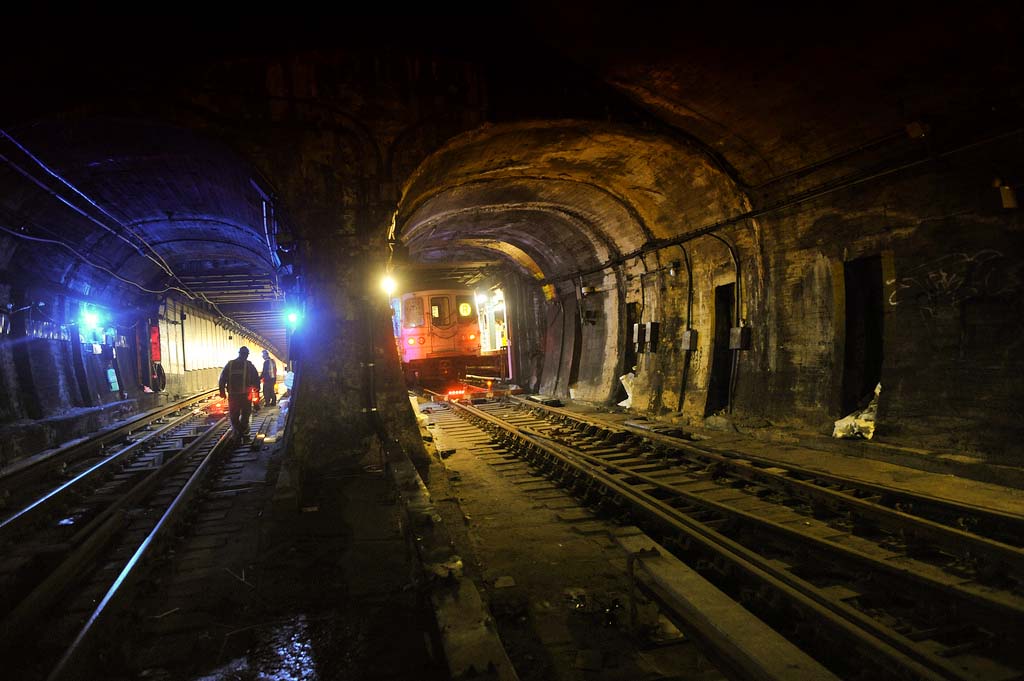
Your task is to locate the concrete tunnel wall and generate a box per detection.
[399,118,1024,463]
[1,19,1020,495]
[534,135,1024,463]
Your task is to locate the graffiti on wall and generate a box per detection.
[888,250,1022,317]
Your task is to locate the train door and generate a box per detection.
[429,294,456,355]
[475,289,509,378]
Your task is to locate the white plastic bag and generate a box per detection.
[832,383,881,439]
[617,372,635,408]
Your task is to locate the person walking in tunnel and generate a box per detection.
[219,346,261,441]
[261,349,277,406]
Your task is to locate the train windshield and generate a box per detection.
[456,296,476,320]
[430,296,453,327]
[403,297,425,328]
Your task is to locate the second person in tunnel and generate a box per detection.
[261,349,277,406]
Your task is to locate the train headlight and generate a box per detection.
[468,333,476,340]
[407,337,417,345]
[418,337,426,344]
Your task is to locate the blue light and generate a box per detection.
[81,310,101,330]
[285,310,301,329]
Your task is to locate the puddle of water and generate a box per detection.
[193,615,318,681]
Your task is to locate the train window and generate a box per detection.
[404,297,425,328]
[431,296,453,327]
[457,296,476,319]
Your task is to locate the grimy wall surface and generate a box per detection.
[1,14,1020,499]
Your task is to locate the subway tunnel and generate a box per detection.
[1,11,1022,681]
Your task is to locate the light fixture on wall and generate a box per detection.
[381,274,397,296]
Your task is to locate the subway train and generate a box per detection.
[391,287,507,389]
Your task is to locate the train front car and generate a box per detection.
[395,289,481,390]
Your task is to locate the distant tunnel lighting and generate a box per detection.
[81,311,101,329]
[381,275,397,296]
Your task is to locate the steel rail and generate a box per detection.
[0,400,217,540]
[45,427,234,681]
[0,418,228,646]
[452,400,982,681]
[519,425,1024,629]
[509,397,1024,576]
[0,389,219,493]
[618,417,1024,544]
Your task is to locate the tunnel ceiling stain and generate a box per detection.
[0,117,289,355]
[396,122,750,284]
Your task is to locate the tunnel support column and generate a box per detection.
[287,238,374,506]
[286,236,424,507]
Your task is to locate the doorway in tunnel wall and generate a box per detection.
[613,302,639,404]
[705,283,735,416]
[842,255,884,414]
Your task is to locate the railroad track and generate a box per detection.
[439,397,1024,681]
[0,390,221,515]
[0,393,263,681]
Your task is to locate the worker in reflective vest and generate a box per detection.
[219,346,261,441]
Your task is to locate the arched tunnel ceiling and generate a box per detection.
[397,122,749,284]
[0,117,288,353]
[393,7,1021,285]
[1,11,1020,341]
[530,5,1023,188]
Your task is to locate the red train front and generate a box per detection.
[393,289,481,386]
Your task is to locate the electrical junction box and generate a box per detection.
[644,322,660,352]
[632,323,646,352]
[729,326,751,350]
[680,329,698,351]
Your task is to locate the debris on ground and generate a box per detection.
[833,382,881,439]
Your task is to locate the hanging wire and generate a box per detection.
[0,131,287,352]
[0,130,178,279]
[0,223,187,295]
[0,222,283,351]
